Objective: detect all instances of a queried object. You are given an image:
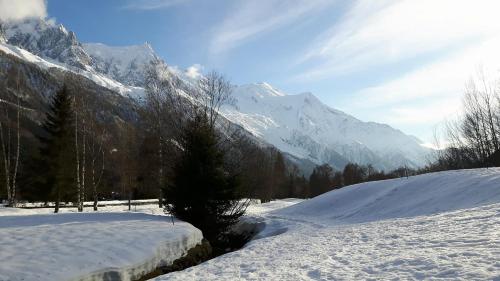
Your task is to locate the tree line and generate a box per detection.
[2,61,498,215]
[429,72,500,170]
[0,62,424,213]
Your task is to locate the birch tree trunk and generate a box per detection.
[158,133,163,208]
[81,114,86,211]
[11,95,20,207]
[75,97,82,212]
[0,116,10,205]
[0,94,21,207]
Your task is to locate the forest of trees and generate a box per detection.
[0,63,315,211]
[1,61,499,218]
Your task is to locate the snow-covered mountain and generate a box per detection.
[3,19,91,69]
[83,42,158,87]
[0,18,430,171]
[222,83,429,169]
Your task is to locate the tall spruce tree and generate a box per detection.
[36,86,75,213]
[309,164,334,197]
[163,115,246,244]
[272,151,287,198]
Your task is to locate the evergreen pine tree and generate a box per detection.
[163,115,246,244]
[309,164,334,197]
[272,151,287,198]
[36,86,75,212]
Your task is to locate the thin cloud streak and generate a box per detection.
[123,0,188,10]
[295,0,500,81]
[209,0,333,55]
[350,37,500,110]
[340,36,500,140]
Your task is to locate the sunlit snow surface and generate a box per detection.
[157,168,500,280]
[0,204,202,281]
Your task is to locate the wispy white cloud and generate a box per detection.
[210,0,333,55]
[0,0,47,22]
[340,35,500,143]
[185,63,203,79]
[350,36,500,110]
[123,0,188,10]
[382,99,462,126]
[296,0,500,81]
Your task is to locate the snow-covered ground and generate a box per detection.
[156,168,500,280]
[2,169,499,280]
[0,205,202,281]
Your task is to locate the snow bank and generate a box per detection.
[0,212,202,281]
[156,168,500,280]
[276,168,500,224]
[161,202,500,280]
[245,198,303,215]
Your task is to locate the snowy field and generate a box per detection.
[0,204,202,281]
[157,168,500,280]
[1,169,499,281]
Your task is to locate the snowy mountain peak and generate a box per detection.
[234,82,287,101]
[83,42,157,59]
[57,23,69,35]
[83,42,159,86]
[2,18,161,87]
[223,84,430,171]
[296,91,322,106]
[4,18,91,69]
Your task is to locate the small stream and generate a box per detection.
[134,218,265,281]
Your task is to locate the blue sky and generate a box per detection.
[6,0,500,144]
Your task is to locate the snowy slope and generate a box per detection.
[276,168,500,223]
[0,209,202,281]
[156,168,500,280]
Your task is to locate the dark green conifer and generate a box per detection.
[36,86,75,212]
[164,115,246,244]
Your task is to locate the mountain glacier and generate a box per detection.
[0,18,430,171]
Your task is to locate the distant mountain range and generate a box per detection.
[0,18,431,173]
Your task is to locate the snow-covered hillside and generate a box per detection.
[157,168,500,280]
[1,18,430,171]
[276,168,500,224]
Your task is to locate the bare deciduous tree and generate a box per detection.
[194,71,234,129]
[144,60,184,207]
[438,70,500,169]
[0,67,22,207]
